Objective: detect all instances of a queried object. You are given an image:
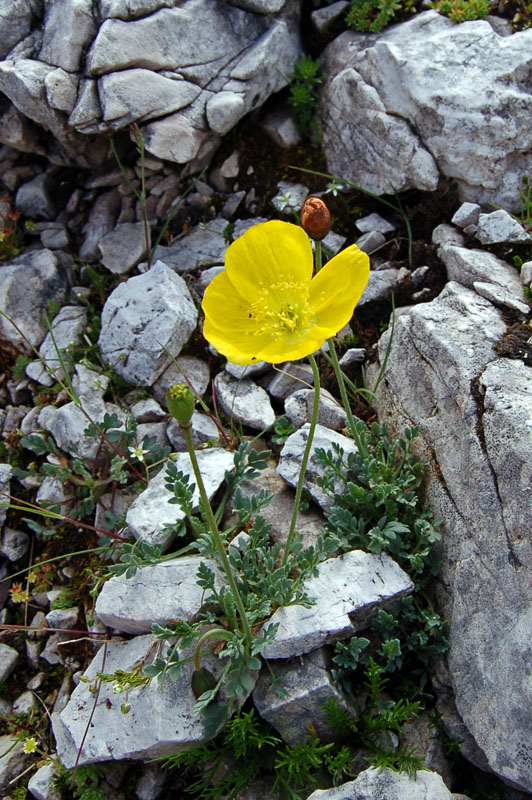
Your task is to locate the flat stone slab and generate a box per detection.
[95,556,225,634]
[260,550,413,659]
[126,448,235,550]
[54,633,256,767]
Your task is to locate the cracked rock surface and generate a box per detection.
[0,0,302,166]
[369,275,532,790]
[319,10,532,208]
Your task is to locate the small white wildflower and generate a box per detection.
[128,445,150,463]
[112,682,123,694]
[325,180,346,198]
[277,192,294,212]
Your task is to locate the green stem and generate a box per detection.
[326,338,369,460]
[282,353,321,567]
[193,628,231,671]
[181,424,253,646]
[314,240,369,459]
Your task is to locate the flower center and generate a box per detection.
[251,281,313,337]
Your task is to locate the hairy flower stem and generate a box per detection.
[282,353,321,567]
[314,241,369,460]
[181,423,253,646]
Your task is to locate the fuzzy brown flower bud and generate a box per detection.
[300,196,331,241]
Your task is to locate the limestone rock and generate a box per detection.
[38,364,126,459]
[98,260,198,386]
[476,209,531,245]
[0,0,38,61]
[214,372,275,431]
[0,734,32,794]
[95,556,225,634]
[264,362,314,400]
[151,217,229,273]
[260,550,413,659]
[284,387,347,431]
[27,762,62,800]
[98,221,148,274]
[306,767,456,800]
[369,281,532,792]
[253,647,358,745]
[15,172,56,219]
[126,448,235,550]
[54,633,256,767]
[0,248,66,350]
[153,356,210,407]
[0,643,19,681]
[438,244,530,315]
[320,11,532,208]
[79,189,121,261]
[0,527,29,561]
[0,0,302,165]
[277,423,357,513]
[355,212,396,234]
[39,0,96,73]
[451,202,481,229]
[25,305,88,387]
[167,411,221,451]
[230,462,326,550]
[359,268,400,305]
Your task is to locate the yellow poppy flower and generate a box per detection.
[202,220,369,365]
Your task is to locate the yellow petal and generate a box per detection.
[309,244,369,331]
[202,271,280,365]
[253,326,332,364]
[224,220,313,302]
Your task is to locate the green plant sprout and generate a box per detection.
[434,0,489,22]
[288,56,323,140]
[346,0,410,33]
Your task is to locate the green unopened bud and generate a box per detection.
[166,384,195,425]
[191,667,217,699]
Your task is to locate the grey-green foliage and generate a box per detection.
[143,442,336,736]
[314,421,449,693]
[315,422,441,583]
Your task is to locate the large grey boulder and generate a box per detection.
[0,0,302,166]
[320,11,532,209]
[369,277,532,792]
